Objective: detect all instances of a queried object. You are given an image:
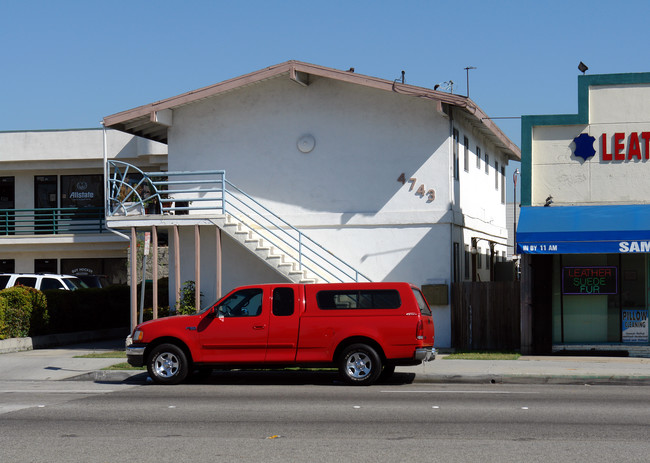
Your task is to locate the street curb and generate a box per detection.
[66,370,147,383]
[62,369,650,386]
[410,373,650,386]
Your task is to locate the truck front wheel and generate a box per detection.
[147,343,189,385]
[338,344,382,386]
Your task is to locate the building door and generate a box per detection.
[0,177,14,235]
[34,176,57,234]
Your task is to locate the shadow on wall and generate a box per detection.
[171,76,450,216]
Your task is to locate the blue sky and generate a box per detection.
[2,0,649,198]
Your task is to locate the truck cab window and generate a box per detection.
[273,287,294,316]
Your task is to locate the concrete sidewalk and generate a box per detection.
[2,339,650,385]
[397,355,650,385]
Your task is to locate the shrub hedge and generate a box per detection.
[0,286,35,339]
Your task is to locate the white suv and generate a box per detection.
[0,273,88,291]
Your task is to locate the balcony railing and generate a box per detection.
[0,207,106,236]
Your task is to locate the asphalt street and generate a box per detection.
[2,381,650,463]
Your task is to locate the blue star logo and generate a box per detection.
[573,133,596,161]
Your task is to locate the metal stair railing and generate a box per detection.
[107,161,371,283]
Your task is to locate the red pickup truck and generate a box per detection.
[126,282,435,385]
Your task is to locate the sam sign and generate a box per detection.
[562,267,617,295]
[622,309,648,343]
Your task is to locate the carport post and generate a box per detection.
[130,227,137,331]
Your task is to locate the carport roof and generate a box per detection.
[102,60,520,161]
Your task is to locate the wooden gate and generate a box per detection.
[450,281,520,351]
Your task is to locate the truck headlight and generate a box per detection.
[133,330,144,342]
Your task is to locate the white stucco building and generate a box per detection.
[103,61,520,347]
[0,128,166,281]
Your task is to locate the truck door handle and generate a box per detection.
[253,325,266,330]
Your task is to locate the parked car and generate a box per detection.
[0,273,88,291]
[126,282,436,385]
[76,274,111,288]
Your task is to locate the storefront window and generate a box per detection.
[60,175,103,209]
[553,254,648,344]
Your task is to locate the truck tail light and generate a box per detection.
[416,320,424,340]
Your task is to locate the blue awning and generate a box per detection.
[516,205,650,254]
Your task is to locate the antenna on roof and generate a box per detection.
[464,66,476,98]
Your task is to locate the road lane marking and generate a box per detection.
[0,390,115,394]
[381,390,539,394]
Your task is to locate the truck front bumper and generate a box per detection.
[125,335,146,367]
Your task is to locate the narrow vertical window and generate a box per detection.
[464,136,469,172]
[453,129,459,180]
[476,146,481,169]
[495,161,499,189]
[464,245,470,279]
[484,153,489,174]
[501,166,506,204]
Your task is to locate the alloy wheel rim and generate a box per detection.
[346,352,371,379]
[154,352,179,378]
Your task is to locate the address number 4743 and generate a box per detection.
[397,173,435,202]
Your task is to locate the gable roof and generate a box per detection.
[103,60,520,161]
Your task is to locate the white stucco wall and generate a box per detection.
[531,83,650,206]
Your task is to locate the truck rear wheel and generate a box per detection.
[147,343,189,385]
[338,343,382,386]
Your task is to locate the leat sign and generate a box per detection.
[622,309,648,343]
[562,266,617,295]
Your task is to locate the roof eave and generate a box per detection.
[102,60,520,160]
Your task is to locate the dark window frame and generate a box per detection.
[316,290,402,310]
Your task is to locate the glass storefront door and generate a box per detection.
[34,176,57,234]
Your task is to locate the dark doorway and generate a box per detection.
[34,176,58,234]
[0,259,15,273]
[0,177,15,235]
[35,259,57,274]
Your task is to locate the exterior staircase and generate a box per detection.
[212,215,321,283]
[107,161,371,284]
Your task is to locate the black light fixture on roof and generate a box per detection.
[578,61,588,74]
